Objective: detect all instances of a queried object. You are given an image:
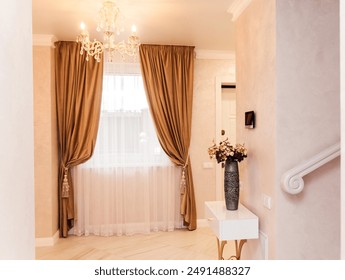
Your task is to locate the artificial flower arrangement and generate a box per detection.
[208,138,247,164]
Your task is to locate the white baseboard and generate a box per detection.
[46,221,208,243]
[180,219,208,228]
[35,230,59,247]
[197,218,209,228]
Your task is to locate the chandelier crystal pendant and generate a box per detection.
[76,1,140,62]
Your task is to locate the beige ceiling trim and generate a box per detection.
[32,34,58,47]
[195,49,235,60]
[227,0,252,21]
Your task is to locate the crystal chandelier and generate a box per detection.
[76,1,140,62]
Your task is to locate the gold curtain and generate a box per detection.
[55,41,104,237]
[139,44,197,230]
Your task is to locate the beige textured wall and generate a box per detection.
[236,0,277,259]
[236,0,340,259]
[191,58,235,220]
[275,0,340,259]
[33,46,59,238]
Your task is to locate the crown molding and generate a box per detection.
[195,49,235,60]
[32,34,58,47]
[227,0,252,22]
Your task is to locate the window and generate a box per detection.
[84,64,169,167]
[72,63,181,237]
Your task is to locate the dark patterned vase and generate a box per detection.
[224,159,239,210]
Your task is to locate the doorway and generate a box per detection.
[215,76,236,200]
[221,84,236,144]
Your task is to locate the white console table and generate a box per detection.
[205,201,259,260]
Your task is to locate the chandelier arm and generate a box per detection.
[75,1,140,62]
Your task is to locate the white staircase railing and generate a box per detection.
[281,142,340,195]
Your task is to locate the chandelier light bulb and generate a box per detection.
[80,22,86,30]
[131,25,137,33]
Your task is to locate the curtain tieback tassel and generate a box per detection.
[62,168,70,198]
[180,152,190,195]
[180,166,186,195]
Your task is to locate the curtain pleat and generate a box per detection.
[55,41,104,237]
[139,44,197,230]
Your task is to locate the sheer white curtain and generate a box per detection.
[71,62,182,236]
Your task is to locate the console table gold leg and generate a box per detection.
[216,237,227,260]
[235,239,247,260]
[216,238,247,260]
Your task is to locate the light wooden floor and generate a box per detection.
[36,227,236,260]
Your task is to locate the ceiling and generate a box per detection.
[32,0,236,52]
